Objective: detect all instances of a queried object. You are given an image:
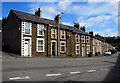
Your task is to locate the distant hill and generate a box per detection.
[105,37,120,51]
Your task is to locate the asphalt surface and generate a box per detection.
[1,52,120,82]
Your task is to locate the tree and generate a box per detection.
[2,17,7,30]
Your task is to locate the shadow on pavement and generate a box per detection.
[103,52,120,82]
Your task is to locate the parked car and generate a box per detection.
[104,51,111,55]
[108,50,117,54]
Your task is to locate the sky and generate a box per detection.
[1,0,119,37]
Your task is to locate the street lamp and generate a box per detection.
[57,12,64,57]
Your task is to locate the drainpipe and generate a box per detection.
[57,23,60,57]
[57,13,64,57]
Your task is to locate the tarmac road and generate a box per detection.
[2,52,120,82]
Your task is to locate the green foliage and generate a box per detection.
[106,37,120,51]
[2,17,7,29]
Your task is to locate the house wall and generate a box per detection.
[32,24,47,56]
[31,24,37,56]
[74,34,81,57]
[4,11,21,54]
[47,26,52,57]
[59,30,67,57]
[71,33,76,57]
[66,31,72,56]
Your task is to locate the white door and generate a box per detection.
[82,46,85,57]
[24,39,30,57]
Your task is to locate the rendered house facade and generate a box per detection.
[3,8,113,57]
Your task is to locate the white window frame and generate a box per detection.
[60,41,66,53]
[60,30,66,39]
[76,44,80,54]
[86,36,90,43]
[51,28,57,39]
[24,22,32,35]
[37,24,44,36]
[76,34,80,43]
[36,38,44,52]
[81,35,85,43]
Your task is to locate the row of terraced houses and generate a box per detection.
[3,8,113,57]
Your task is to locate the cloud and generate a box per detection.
[27,2,118,37]
[2,0,59,2]
[58,0,72,11]
[104,29,112,32]
[94,31,118,37]
[2,0,119,2]
[62,22,73,26]
[29,3,58,20]
[87,0,119,2]
[87,15,111,22]
[77,15,111,27]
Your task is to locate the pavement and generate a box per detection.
[1,51,120,82]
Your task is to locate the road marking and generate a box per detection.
[70,71,81,74]
[105,69,109,70]
[88,70,96,72]
[46,73,61,77]
[9,76,29,80]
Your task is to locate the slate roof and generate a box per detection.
[11,9,105,42]
[12,10,73,31]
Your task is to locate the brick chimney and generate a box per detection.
[35,8,42,17]
[74,23,80,29]
[80,26,86,32]
[54,14,62,23]
[89,31,93,35]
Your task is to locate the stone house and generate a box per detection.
[3,8,113,57]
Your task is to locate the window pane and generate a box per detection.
[61,43,65,45]
[38,46,43,51]
[76,46,79,49]
[38,40,43,45]
[38,24,44,35]
[51,34,55,38]
[25,23,30,29]
[39,30,43,35]
[25,23,30,34]
[39,25,43,30]
[76,39,79,42]
[62,35,64,39]
[52,29,55,33]
[25,29,30,34]
[77,50,80,53]
[61,46,65,51]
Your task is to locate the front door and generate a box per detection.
[52,42,56,57]
[24,39,30,57]
[82,46,85,57]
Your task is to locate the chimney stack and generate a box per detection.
[54,14,62,23]
[74,23,80,29]
[54,13,63,23]
[35,8,42,17]
[89,31,93,35]
[80,26,86,32]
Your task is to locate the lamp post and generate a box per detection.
[57,12,64,57]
